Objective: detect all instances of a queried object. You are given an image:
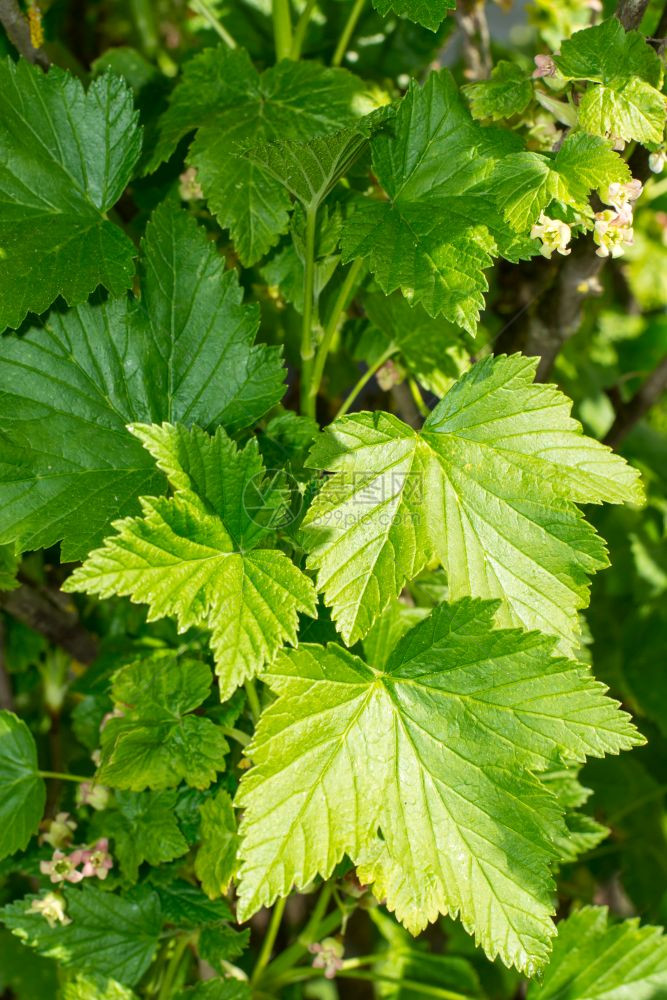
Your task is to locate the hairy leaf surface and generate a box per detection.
[96,654,229,791]
[526,906,667,999]
[0,60,141,330]
[147,47,362,263]
[0,203,284,561]
[236,598,638,971]
[303,354,643,649]
[341,70,534,332]
[65,425,317,697]
[1,886,161,986]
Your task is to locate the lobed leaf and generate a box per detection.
[236,598,639,971]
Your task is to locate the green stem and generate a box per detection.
[276,967,473,997]
[273,0,293,60]
[38,770,90,783]
[252,896,288,984]
[307,258,364,417]
[299,206,319,415]
[336,345,398,417]
[244,679,261,722]
[190,0,237,47]
[408,377,429,418]
[332,0,366,66]
[157,934,192,1000]
[222,725,251,747]
[260,889,340,985]
[291,0,318,58]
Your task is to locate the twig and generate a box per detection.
[616,0,650,30]
[0,618,13,711]
[603,356,667,448]
[0,583,98,664]
[494,240,604,381]
[0,0,48,66]
[456,0,491,81]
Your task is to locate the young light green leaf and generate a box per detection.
[463,61,534,121]
[554,18,666,143]
[554,17,662,87]
[0,60,141,331]
[0,202,284,561]
[147,46,363,264]
[0,711,46,860]
[105,791,189,881]
[372,0,454,32]
[526,906,667,999]
[195,789,240,899]
[64,425,317,698]
[236,598,639,972]
[97,654,229,791]
[62,973,137,1000]
[491,132,630,232]
[341,70,533,332]
[1,886,161,987]
[303,354,643,650]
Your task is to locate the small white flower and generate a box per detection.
[649,150,666,174]
[76,781,110,811]
[602,179,643,214]
[593,209,634,258]
[40,812,76,849]
[530,212,572,258]
[28,892,71,928]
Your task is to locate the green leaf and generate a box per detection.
[463,61,534,121]
[1,886,161,987]
[526,906,667,999]
[97,653,229,791]
[541,767,608,864]
[554,18,666,143]
[262,205,343,315]
[61,973,137,1000]
[577,80,667,146]
[0,930,58,999]
[302,354,643,649]
[341,70,532,332]
[362,290,465,394]
[0,546,19,592]
[175,982,250,1000]
[155,880,232,926]
[247,109,392,214]
[147,46,363,264]
[491,132,630,232]
[195,789,240,899]
[0,202,284,561]
[0,711,45,860]
[64,424,317,698]
[554,17,662,87]
[105,791,189,881]
[236,598,638,971]
[371,0,454,32]
[0,60,141,331]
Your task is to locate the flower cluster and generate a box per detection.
[309,937,345,979]
[594,179,643,259]
[40,838,113,885]
[530,212,572,258]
